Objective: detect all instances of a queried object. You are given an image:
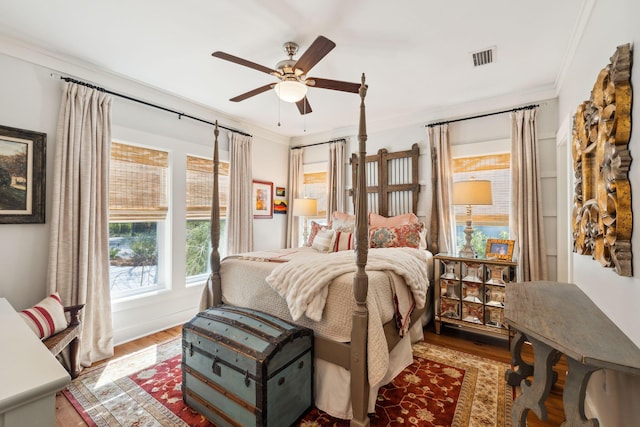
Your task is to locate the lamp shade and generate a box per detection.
[452,180,493,205]
[274,80,308,103]
[292,198,318,216]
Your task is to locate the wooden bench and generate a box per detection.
[43,304,84,379]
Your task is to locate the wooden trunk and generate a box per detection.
[182,306,313,427]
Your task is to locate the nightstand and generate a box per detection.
[433,253,517,339]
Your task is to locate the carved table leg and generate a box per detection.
[506,331,534,386]
[512,335,560,426]
[561,357,600,427]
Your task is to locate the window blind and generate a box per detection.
[186,155,229,219]
[109,142,169,221]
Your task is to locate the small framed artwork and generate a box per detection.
[252,180,273,219]
[485,239,515,261]
[274,199,287,214]
[275,186,285,197]
[0,125,46,224]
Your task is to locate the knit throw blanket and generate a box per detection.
[266,247,429,322]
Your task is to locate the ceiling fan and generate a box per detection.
[212,35,361,115]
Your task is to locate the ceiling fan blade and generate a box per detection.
[294,36,336,74]
[212,51,277,75]
[296,97,312,115]
[229,83,274,102]
[308,77,361,93]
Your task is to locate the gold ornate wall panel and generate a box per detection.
[572,43,633,276]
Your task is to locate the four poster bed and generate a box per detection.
[201,74,439,426]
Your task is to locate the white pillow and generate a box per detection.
[312,228,335,252]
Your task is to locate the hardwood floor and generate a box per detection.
[56,323,567,426]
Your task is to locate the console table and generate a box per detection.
[0,298,71,427]
[504,281,640,426]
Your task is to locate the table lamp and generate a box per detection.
[292,198,318,246]
[453,180,493,258]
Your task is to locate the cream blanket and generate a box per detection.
[265,247,429,322]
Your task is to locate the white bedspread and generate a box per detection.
[220,247,431,388]
[265,247,429,322]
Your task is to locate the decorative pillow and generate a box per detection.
[369,222,424,249]
[19,292,68,340]
[312,228,335,252]
[333,231,355,252]
[368,212,419,227]
[308,221,329,246]
[331,211,356,232]
[418,221,428,250]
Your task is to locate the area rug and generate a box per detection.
[63,338,513,427]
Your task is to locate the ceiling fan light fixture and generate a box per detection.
[274,80,307,102]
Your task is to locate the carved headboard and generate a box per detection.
[350,143,420,216]
[349,143,438,253]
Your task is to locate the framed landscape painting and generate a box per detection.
[0,125,46,224]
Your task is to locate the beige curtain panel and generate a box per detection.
[510,108,548,281]
[47,82,114,368]
[286,149,304,248]
[327,140,346,222]
[226,132,253,255]
[429,124,457,254]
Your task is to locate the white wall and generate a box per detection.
[0,43,290,345]
[556,0,640,424]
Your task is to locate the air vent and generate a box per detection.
[471,46,496,67]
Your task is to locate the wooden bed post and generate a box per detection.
[351,73,370,427]
[209,121,222,307]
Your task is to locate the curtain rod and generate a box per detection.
[58,76,252,137]
[290,137,346,150]
[425,103,539,128]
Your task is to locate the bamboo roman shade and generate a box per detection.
[109,142,169,221]
[453,153,510,226]
[186,155,229,219]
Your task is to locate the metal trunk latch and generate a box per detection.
[211,356,221,376]
[244,370,251,387]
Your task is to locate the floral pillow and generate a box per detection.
[331,211,356,232]
[369,222,424,249]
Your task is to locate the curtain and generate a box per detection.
[511,108,547,281]
[327,139,346,221]
[429,124,457,254]
[286,149,304,248]
[226,132,253,255]
[47,82,113,368]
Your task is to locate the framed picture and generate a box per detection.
[0,125,46,224]
[275,186,285,197]
[274,199,287,214]
[252,180,273,219]
[485,239,515,261]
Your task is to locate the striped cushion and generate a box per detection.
[311,228,335,252]
[19,292,68,340]
[333,231,355,252]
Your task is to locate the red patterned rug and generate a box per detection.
[63,338,512,427]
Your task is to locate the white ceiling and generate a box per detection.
[0,0,586,138]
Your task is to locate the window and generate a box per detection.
[108,142,168,299]
[452,142,511,258]
[185,155,229,282]
[303,169,328,219]
[296,166,328,246]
